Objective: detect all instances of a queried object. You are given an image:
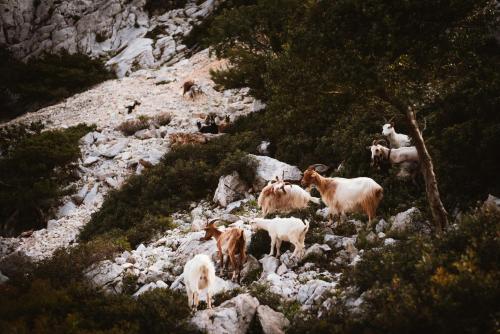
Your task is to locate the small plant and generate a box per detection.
[152,112,172,127]
[116,117,150,136]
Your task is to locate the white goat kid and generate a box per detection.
[382,122,411,148]
[183,254,216,311]
[251,217,310,258]
[258,179,320,216]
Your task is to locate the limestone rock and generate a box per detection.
[250,155,302,190]
[257,305,290,334]
[213,172,248,208]
[192,293,260,334]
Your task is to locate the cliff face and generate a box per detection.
[0,0,218,77]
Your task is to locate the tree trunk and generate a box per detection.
[406,107,448,231]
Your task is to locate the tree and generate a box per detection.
[208,0,499,231]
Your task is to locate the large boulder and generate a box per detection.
[191,293,260,334]
[390,207,429,233]
[213,171,248,208]
[250,155,302,190]
[257,305,289,334]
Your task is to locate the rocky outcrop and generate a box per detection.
[0,0,220,77]
[257,305,289,334]
[213,171,248,208]
[192,293,260,334]
[250,155,302,190]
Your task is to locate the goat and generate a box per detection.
[382,121,411,148]
[125,100,141,114]
[183,254,216,310]
[182,80,195,95]
[200,220,246,282]
[217,115,231,133]
[251,217,309,258]
[258,178,320,216]
[301,164,383,225]
[169,132,207,147]
[368,139,419,165]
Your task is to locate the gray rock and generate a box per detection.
[365,231,377,244]
[257,305,290,334]
[133,282,158,297]
[213,172,248,208]
[81,132,95,145]
[257,141,271,155]
[250,155,302,190]
[384,238,397,246]
[375,219,389,233]
[83,156,99,166]
[241,255,261,281]
[390,207,426,233]
[297,279,335,306]
[192,293,260,334]
[0,270,9,284]
[57,201,77,218]
[86,260,124,287]
[72,184,89,205]
[259,255,280,276]
[304,243,331,259]
[101,139,129,158]
[83,183,99,206]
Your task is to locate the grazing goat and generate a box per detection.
[182,80,203,99]
[200,220,247,281]
[258,178,320,216]
[169,132,207,147]
[183,254,216,310]
[301,164,383,225]
[251,217,309,258]
[382,121,411,148]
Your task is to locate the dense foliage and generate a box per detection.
[207,0,500,213]
[81,132,260,246]
[289,206,500,334]
[0,123,94,237]
[0,239,196,334]
[0,49,114,121]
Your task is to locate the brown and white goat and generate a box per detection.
[258,178,320,216]
[168,132,207,147]
[301,165,383,225]
[200,220,247,282]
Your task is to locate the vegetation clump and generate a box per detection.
[0,49,114,121]
[0,123,95,236]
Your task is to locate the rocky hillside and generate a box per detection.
[0,1,499,333]
[1,0,219,76]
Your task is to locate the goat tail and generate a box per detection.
[309,196,321,205]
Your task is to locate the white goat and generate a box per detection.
[251,217,310,258]
[382,122,411,148]
[258,179,320,216]
[183,254,216,310]
[369,141,419,165]
[301,165,383,225]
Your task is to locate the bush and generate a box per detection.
[0,49,115,121]
[0,123,95,236]
[116,117,150,136]
[80,132,260,246]
[152,112,172,127]
[289,207,500,333]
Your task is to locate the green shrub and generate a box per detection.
[0,48,114,121]
[0,123,95,236]
[0,237,196,333]
[81,132,260,246]
[289,207,500,333]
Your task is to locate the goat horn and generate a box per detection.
[207,218,220,225]
[388,116,394,123]
[307,164,329,173]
